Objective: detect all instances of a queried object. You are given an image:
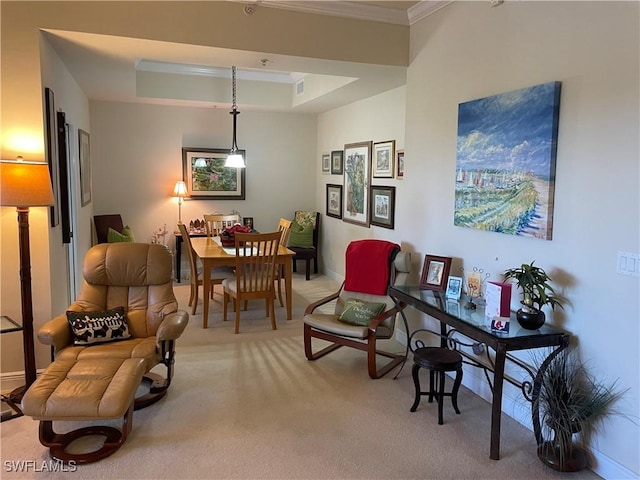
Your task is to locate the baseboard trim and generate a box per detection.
[0,371,28,394]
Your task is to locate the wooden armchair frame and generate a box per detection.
[303,284,408,379]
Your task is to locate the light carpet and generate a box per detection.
[0,274,600,479]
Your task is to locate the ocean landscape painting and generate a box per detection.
[454,82,561,240]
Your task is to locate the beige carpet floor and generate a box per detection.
[0,274,601,479]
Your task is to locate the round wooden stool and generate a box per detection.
[410,346,463,425]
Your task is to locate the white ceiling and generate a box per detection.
[43,1,451,114]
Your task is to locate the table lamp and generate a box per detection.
[0,158,54,403]
[173,180,187,223]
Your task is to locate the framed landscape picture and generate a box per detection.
[373,140,395,178]
[370,185,395,229]
[182,147,245,199]
[331,150,343,175]
[326,184,343,219]
[343,141,372,227]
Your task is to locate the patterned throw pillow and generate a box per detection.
[107,225,135,243]
[294,211,317,228]
[67,307,131,345]
[338,298,386,326]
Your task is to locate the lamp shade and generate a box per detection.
[173,180,188,197]
[0,160,54,207]
[225,153,245,168]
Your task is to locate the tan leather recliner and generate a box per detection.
[37,242,189,408]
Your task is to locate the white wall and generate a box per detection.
[317,86,407,277]
[89,101,317,276]
[317,2,639,478]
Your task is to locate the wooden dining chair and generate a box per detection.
[222,230,282,334]
[178,223,235,321]
[203,213,241,237]
[275,218,292,307]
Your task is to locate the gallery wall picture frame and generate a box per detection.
[370,185,395,229]
[326,183,343,219]
[419,254,453,291]
[322,153,331,174]
[44,88,60,226]
[331,150,344,175]
[78,128,92,208]
[182,147,246,200]
[396,150,405,179]
[343,141,372,227]
[373,140,395,178]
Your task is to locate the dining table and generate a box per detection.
[190,236,296,328]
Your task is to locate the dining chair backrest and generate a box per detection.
[203,214,241,237]
[233,231,282,296]
[178,222,199,283]
[277,218,292,246]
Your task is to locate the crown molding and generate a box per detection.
[255,1,411,25]
[233,1,454,26]
[408,1,454,25]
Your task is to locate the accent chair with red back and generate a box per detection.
[303,239,411,379]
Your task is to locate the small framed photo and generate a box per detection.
[326,184,343,219]
[445,276,463,299]
[243,217,254,230]
[419,254,453,291]
[370,185,395,229]
[331,150,343,175]
[373,140,395,178]
[396,150,405,179]
[322,153,330,174]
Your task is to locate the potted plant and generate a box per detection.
[503,261,564,329]
[535,347,626,471]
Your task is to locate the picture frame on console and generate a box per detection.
[419,254,452,291]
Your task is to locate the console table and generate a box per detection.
[388,285,569,461]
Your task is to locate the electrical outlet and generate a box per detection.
[616,251,640,277]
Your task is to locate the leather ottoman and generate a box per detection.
[22,357,145,464]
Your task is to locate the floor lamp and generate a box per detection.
[0,158,54,407]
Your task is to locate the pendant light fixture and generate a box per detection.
[225,66,245,168]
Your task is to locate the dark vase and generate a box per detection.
[516,309,545,330]
[537,434,588,472]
